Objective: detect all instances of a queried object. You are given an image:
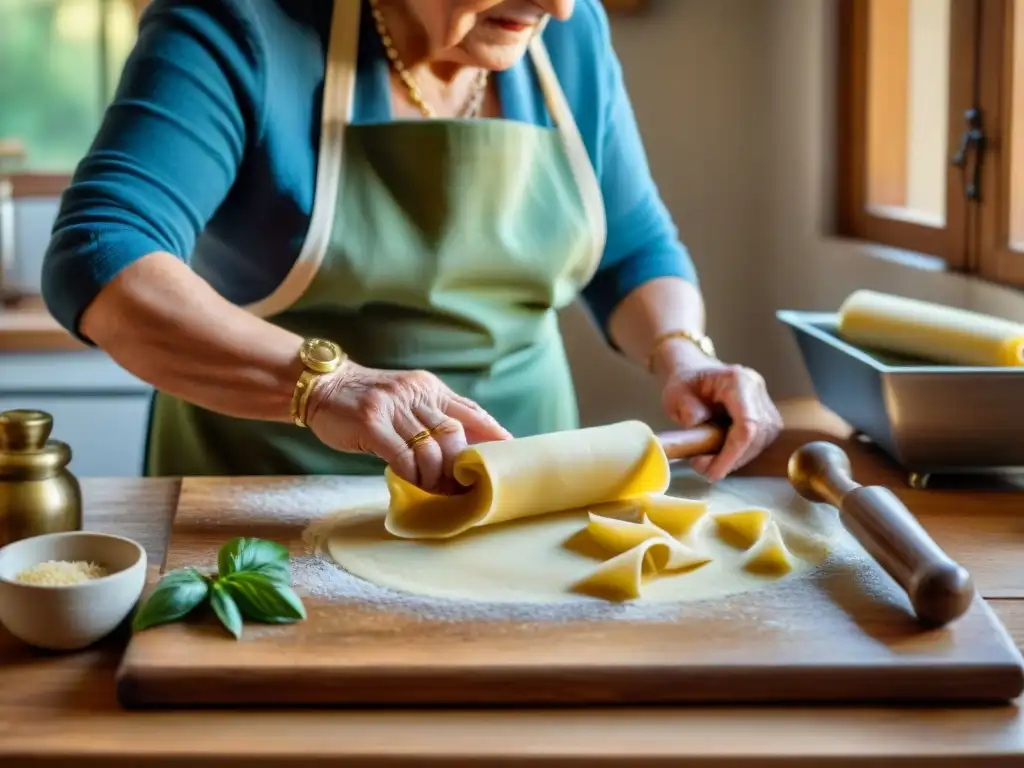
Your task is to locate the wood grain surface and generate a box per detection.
[2,400,1024,766]
[115,449,1024,707]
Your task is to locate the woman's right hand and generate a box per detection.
[305,363,512,494]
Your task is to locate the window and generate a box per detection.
[0,0,143,187]
[837,0,1024,285]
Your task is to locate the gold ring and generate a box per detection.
[405,430,433,449]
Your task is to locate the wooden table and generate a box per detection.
[2,399,1023,766]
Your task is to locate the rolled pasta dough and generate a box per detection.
[837,289,1024,366]
[385,420,670,539]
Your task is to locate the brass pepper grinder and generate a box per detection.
[0,409,82,547]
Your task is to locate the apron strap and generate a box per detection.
[527,30,607,285]
[245,0,360,318]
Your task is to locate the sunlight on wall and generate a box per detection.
[865,0,949,227]
[905,0,950,221]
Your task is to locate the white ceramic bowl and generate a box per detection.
[0,531,147,651]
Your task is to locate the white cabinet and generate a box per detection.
[0,351,152,477]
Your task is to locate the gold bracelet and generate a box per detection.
[645,329,716,373]
[289,377,305,426]
[290,338,347,428]
[292,370,320,428]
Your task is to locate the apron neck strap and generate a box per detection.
[526,28,573,130]
[325,0,362,127]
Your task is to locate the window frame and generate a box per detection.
[976,0,1024,285]
[835,0,978,272]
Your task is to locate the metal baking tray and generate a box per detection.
[777,309,1024,486]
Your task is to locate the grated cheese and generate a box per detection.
[13,560,109,586]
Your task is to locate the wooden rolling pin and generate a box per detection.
[788,441,974,627]
[657,423,728,460]
[657,425,974,627]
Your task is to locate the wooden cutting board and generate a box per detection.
[115,471,1024,708]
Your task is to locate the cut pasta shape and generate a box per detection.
[586,512,670,556]
[385,421,670,539]
[714,508,770,550]
[638,495,708,538]
[775,518,832,564]
[573,537,712,601]
[585,498,646,522]
[741,520,797,575]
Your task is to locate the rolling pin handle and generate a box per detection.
[657,424,727,462]
[913,563,975,628]
[839,486,974,627]
[787,441,975,628]
[787,441,857,507]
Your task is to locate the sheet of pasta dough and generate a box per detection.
[320,476,840,605]
[837,289,1024,366]
[385,420,670,539]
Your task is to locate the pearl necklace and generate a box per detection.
[369,0,489,119]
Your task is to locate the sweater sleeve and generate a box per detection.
[577,1,699,334]
[40,0,265,341]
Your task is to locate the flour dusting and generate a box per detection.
[225,474,881,627]
[290,541,866,626]
[233,475,387,524]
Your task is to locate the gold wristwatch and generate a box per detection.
[646,329,717,373]
[290,338,347,428]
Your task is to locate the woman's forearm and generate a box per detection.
[80,251,304,422]
[606,276,713,381]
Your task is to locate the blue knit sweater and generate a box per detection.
[42,0,698,340]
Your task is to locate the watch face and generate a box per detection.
[301,338,341,372]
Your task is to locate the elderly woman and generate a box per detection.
[41,0,781,492]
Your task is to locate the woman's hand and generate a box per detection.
[305,363,512,493]
[660,359,782,482]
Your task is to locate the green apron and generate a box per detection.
[145,0,607,477]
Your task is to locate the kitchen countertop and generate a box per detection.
[1,399,1022,767]
[0,295,82,352]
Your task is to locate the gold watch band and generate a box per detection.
[645,329,716,373]
[290,369,319,428]
[290,338,347,428]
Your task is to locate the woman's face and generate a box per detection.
[402,0,576,71]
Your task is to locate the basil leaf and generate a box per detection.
[217,537,291,584]
[132,568,210,632]
[210,582,243,640]
[222,571,306,624]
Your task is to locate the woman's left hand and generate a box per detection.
[660,360,783,482]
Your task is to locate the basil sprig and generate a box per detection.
[221,571,306,623]
[218,537,292,584]
[209,581,243,639]
[131,567,210,631]
[131,537,306,639]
